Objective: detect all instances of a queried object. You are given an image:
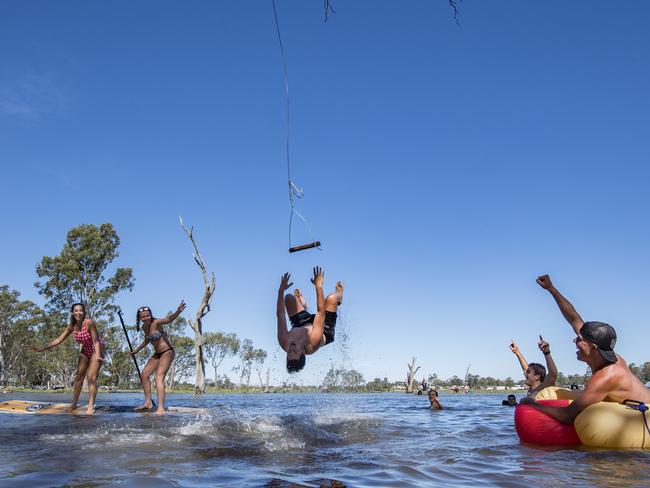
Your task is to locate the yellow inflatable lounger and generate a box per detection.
[530,387,650,448]
[533,386,580,401]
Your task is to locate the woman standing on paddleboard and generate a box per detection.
[30,303,105,415]
[130,301,185,415]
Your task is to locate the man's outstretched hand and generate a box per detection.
[538,335,551,354]
[310,266,324,288]
[509,340,521,355]
[536,274,554,290]
[279,273,293,293]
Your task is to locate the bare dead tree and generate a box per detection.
[405,357,421,393]
[324,0,335,22]
[449,0,461,25]
[179,216,216,395]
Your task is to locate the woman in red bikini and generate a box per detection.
[130,301,185,415]
[30,303,105,415]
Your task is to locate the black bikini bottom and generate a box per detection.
[152,347,174,360]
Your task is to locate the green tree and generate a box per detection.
[160,314,193,390]
[37,310,80,387]
[203,331,240,386]
[641,362,650,383]
[366,377,391,392]
[342,369,365,391]
[35,223,134,321]
[252,348,268,388]
[0,286,43,386]
[34,223,134,388]
[322,367,343,391]
[466,374,480,389]
[236,339,255,388]
[169,336,195,389]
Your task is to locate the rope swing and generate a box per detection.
[271,0,321,254]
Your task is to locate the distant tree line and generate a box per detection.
[0,223,268,391]
[319,366,650,393]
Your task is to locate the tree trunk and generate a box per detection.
[192,318,206,394]
[405,357,420,393]
[166,361,176,391]
[180,217,216,396]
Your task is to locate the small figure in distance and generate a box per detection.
[428,389,443,410]
[276,267,343,373]
[502,394,518,406]
[509,336,558,397]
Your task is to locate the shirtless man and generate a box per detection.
[519,275,650,424]
[276,267,343,373]
[509,336,557,397]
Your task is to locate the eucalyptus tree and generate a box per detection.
[34,223,134,387]
[237,339,255,389]
[252,347,268,388]
[203,331,240,388]
[35,223,134,321]
[0,285,42,386]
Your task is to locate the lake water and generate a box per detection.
[1,392,649,487]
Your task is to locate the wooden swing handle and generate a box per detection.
[289,241,321,253]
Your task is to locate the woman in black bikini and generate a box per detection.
[131,301,185,414]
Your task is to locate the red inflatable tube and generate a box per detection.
[514,400,582,446]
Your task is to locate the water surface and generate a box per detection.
[1,392,648,487]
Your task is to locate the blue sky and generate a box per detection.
[1,1,649,385]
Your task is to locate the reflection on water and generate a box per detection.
[1,392,649,487]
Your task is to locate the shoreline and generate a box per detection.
[2,387,528,395]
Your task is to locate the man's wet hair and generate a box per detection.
[507,394,516,400]
[527,362,546,382]
[287,354,306,373]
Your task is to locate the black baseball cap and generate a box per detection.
[580,321,617,363]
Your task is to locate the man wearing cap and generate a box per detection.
[519,275,650,424]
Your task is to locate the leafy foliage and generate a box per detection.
[35,223,134,321]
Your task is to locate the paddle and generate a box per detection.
[118,310,155,409]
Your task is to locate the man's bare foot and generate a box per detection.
[294,288,308,310]
[85,406,96,415]
[65,403,79,412]
[336,282,344,305]
[134,402,153,411]
[153,408,165,416]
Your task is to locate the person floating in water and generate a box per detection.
[519,275,650,423]
[30,303,105,415]
[509,336,557,397]
[130,301,186,415]
[428,389,443,410]
[502,394,518,406]
[276,267,343,373]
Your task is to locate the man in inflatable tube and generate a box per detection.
[518,275,650,423]
[509,335,558,397]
